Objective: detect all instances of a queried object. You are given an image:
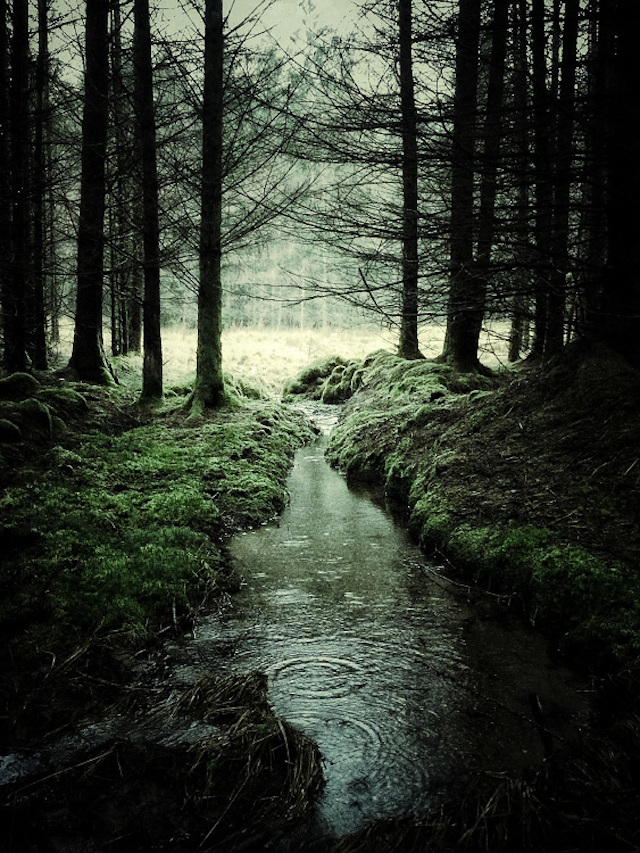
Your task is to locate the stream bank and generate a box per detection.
[284,343,640,850]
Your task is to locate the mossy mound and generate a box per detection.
[327,340,640,673]
[0,371,40,400]
[0,395,315,749]
[283,355,349,400]
[0,418,21,443]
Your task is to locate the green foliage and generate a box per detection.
[283,355,348,399]
[0,372,40,400]
[444,523,640,666]
[0,401,314,651]
[408,491,454,547]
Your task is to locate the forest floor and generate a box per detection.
[1,336,639,850]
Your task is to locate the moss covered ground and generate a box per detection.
[0,369,322,849]
[308,344,640,678]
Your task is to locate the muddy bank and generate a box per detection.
[317,342,640,679]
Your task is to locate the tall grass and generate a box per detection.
[51,320,513,396]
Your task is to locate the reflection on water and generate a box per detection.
[201,433,471,836]
[196,426,588,841]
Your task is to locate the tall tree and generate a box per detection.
[6,0,30,372]
[69,0,113,384]
[32,0,52,370]
[191,0,224,413]
[397,0,421,360]
[545,0,579,356]
[470,0,509,357]
[441,0,482,371]
[600,0,640,367]
[529,0,553,359]
[0,0,11,366]
[134,0,162,401]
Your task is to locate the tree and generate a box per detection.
[600,0,640,367]
[134,0,163,401]
[191,0,224,413]
[5,0,30,372]
[32,0,52,371]
[397,0,421,360]
[441,0,482,372]
[69,0,113,384]
[0,0,12,366]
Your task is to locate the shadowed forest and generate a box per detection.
[1,0,640,850]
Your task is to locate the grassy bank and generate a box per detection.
[304,343,640,678]
[0,372,315,748]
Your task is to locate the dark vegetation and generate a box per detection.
[1,337,640,850]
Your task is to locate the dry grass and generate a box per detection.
[51,319,512,398]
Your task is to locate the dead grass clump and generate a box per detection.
[2,672,324,851]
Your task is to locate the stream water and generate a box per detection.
[183,413,590,842]
[0,411,590,848]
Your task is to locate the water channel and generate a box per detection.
[0,410,591,848]
[184,413,589,843]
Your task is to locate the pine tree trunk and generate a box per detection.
[134,0,163,401]
[32,0,50,370]
[6,0,30,372]
[0,0,12,367]
[397,0,421,360]
[470,0,509,354]
[69,0,113,384]
[442,0,481,372]
[601,0,640,366]
[192,0,225,412]
[530,0,553,359]
[546,0,579,356]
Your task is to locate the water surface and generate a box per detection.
[192,425,587,839]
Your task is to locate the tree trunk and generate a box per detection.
[508,0,531,362]
[442,0,482,372]
[192,0,225,413]
[397,0,421,360]
[32,0,50,370]
[546,0,579,356]
[134,0,163,401]
[578,0,608,339]
[0,0,12,367]
[600,0,640,366]
[69,0,113,384]
[529,0,553,359]
[470,0,509,353]
[6,0,30,372]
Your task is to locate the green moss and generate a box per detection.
[283,356,348,399]
[0,372,40,400]
[0,418,21,443]
[38,386,89,412]
[1,401,314,652]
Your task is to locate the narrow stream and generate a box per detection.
[186,415,589,842]
[0,412,590,849]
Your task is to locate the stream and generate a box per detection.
[1,410,591,849]
[171,411,590,843]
